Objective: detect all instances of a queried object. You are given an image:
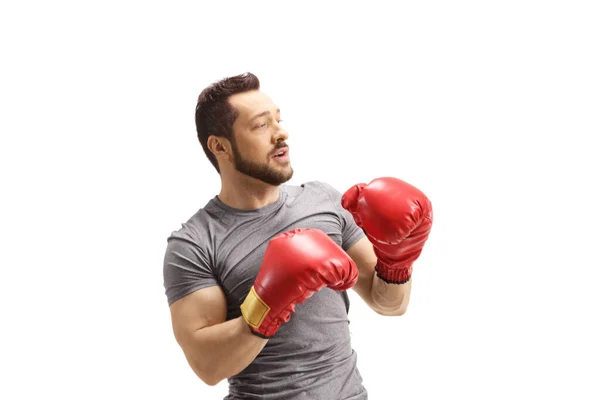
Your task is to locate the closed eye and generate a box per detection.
[253,118,282,130]
[253,122,267,129]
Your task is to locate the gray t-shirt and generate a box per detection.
[163,181,368,399]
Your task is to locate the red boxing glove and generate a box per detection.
[240,228,358,338]
[341,177,433,284]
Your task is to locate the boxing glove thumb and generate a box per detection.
[341,183,367,228]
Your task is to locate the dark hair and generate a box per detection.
[195,72,260,173]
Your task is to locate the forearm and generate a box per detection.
[187,316,268,385]
[370,274,412,315]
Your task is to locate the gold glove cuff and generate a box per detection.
[240,286,270,329]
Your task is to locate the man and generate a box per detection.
[163,72,433,399]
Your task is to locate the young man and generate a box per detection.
[163,72,433,399]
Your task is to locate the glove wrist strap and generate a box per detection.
[374,262,412,285]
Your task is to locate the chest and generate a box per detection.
[214,200,345,315]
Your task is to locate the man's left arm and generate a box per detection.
[346,236,412,316]
[341,177,433,316]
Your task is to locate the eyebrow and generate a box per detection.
[249,109,280,122]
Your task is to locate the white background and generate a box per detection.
[1,1,599,399]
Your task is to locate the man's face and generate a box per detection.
[228,90,293,186]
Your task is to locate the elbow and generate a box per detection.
[187,357,224,386]
[371,291,410,316]
[201,375,223,387]
[193,365,223,386]
[374,306,407,316]
[371,300,408,316]
[391,306,408,316]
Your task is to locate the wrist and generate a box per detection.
[241,286,277,338]
[247,325,272,339]
[374,261,412,284]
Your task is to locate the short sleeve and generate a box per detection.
[316,181,365,251]
[162,236,218,306]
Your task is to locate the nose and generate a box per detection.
[272,122,288,143]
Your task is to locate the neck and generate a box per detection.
[218,172,281,210]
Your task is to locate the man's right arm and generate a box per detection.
[169,286,268,386]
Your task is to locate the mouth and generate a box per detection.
[272,147,289,158]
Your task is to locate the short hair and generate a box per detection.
[194,72,260,173]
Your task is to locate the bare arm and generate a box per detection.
[169,286,268,386]
[346,236,411,316]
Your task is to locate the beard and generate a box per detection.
[231,140,293,186]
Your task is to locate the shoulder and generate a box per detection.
[279,180,341,203]
[279,181,348,214]
[166,207,213,250]
[298,180,344,202]
[163,208,215,277]
[291,180,342,195]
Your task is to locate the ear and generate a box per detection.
[207,135,232,161]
